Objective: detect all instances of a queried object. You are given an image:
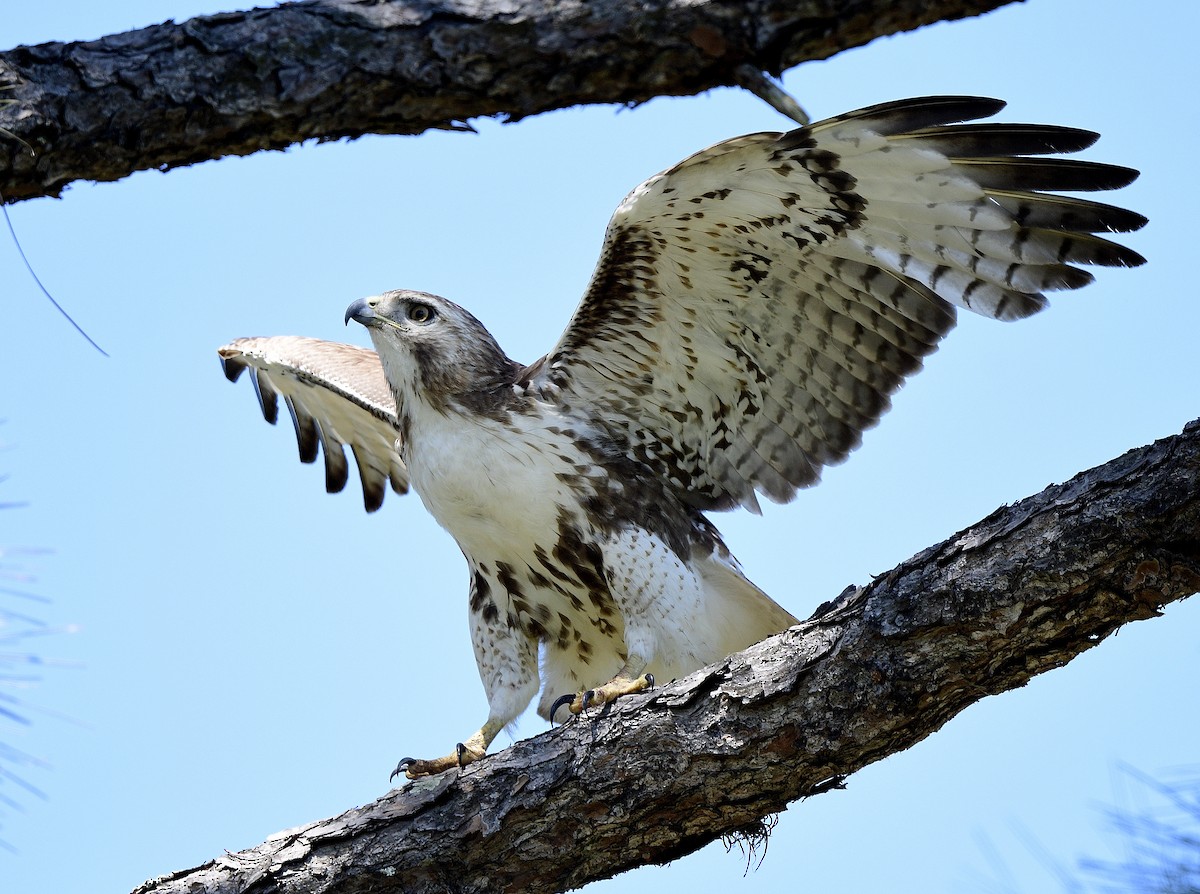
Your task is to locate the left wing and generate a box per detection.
[527,96,1146,514]
[218,336,407,512]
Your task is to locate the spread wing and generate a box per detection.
[218,336,407,512]
[528,96,1146,513]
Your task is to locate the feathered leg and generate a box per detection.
[393,588,539,780]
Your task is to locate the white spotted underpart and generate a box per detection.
[218,96,1145,760]
[390,357,795,730]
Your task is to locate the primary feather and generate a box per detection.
[218,96,1144,769]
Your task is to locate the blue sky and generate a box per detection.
[2,2,1197,892]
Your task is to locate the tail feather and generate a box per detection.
[697,552,797,660]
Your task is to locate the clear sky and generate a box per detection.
[2,2,1197,892]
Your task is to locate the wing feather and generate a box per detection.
[218,336,407,512]
[529,96,1145,511]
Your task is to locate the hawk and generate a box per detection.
[218,96,1144,779]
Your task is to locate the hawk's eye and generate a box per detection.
[407,303,436,324]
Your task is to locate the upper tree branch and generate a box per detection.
[0,0,1015,203]
[133,419,1200,894]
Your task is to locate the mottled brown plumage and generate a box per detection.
[218,96,1144,778]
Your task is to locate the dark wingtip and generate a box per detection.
[363,480,385,513]
[248,369,279,425]
[282,396,319,464]
[1058,126,1101,153]
[323,443,350,494]
[350,445,387,512]
[1120,247,1148,268]
[900,123,1102,158]
[218,351,247,383]
[1123,210,1150,233]
[937,95,1006,120]
[852,96,1007,133]
[1099,163,1141,190]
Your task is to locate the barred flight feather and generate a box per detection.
[217,97,1144,772]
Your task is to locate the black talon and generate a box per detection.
[644,673,655,689]
[455,743,468,767]
[581,689,597,712]
[390,757,416,783]
[548,692,576,723]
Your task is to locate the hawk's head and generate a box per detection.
[345,289,520,414]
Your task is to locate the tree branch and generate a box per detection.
[0,0,1015,203]
[132,419,1200,894]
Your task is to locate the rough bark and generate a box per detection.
[132,418,1200,894]
[0,0,1016,203]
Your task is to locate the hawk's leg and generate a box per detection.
[548,528,675,722]
[548,664,656,722]
[392,594,540,781]
[391,718,505,780]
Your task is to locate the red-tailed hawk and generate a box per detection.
[218,97,1144,779]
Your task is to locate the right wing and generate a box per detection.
[218,336,407,512]
[525,97,1146,514]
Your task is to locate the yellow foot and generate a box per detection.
[549,672,655,722]
[390,741,485,781]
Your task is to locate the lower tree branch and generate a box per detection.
[0,0,1015,202]
[133,418,1200,894]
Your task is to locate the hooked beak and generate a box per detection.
[345,297,377,327]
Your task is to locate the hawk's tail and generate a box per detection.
[696,551,798,660]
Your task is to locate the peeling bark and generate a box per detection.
[0,0,1015,202]
[132,419,1200,894]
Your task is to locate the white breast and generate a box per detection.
[403,404,595,559]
